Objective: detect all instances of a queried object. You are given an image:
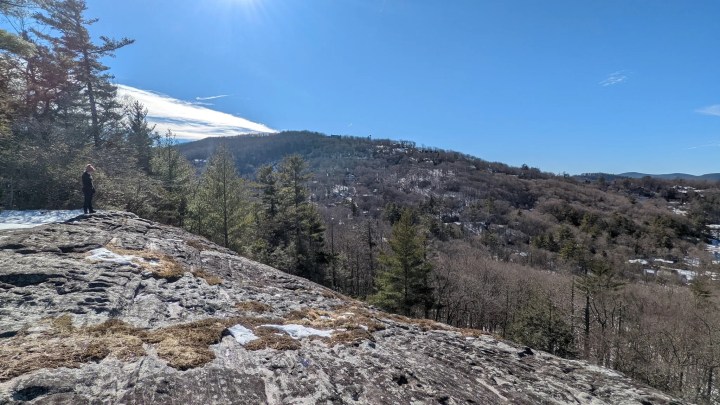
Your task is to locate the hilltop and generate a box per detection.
[178,131,720,278]
[0,212,680,404]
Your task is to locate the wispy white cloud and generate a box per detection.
[116,85,275,140]
[196,94,231,101]
[696,105,720,117]
[599,71,629,87]
[687,142,720,150]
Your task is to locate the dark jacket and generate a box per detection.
[82,171,95,194]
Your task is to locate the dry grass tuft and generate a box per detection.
[226,315,283,328]
[192,269,223,285]
[317,288,346,300]
[145,319,227,347]
[0,317,145,382]
[244,327,301,351]
[235,300,273,313]
[287,306,386,333]
[150,256,185,281]
[328,328,375,347]
[409,318,454,332]
[0,316,276,380]
[283,305,386,347]
[51,314,74,333]
[155,338,215,370]
[186,239,211,251]
[104,247,186,281]
[385,313,453,332]
[0,336,105,382]
[86,318,144,337]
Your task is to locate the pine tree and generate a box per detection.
[371,209,433,316]
[32,0,133,147]
[125,100,157,172]
[508,291,574,357]
[150,130,194,225]
[187,144,249,250]
[252,155,327,282]
[276,155,327,281]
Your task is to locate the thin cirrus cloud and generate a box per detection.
[686,142,720,150]
[116,84,275,140]
[599,71,629,87]
[696,105,720,117]
[195,94,231,101]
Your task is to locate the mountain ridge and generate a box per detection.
[619,172,720,181]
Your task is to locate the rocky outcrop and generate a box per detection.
[0,212,683,404]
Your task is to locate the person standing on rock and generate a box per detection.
[82,164,96,214]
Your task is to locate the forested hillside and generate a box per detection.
[180,131,720,403]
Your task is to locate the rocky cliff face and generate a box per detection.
[0,212,682,404]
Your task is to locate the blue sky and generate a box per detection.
[77,1,720,174]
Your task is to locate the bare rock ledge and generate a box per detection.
[0,212,683,404]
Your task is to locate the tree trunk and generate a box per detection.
[82,51,100,147]
[584,293,590,358]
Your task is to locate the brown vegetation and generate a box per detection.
[186,239,212,251]
[235,300,273,313]
[287,305,386,333]
[191,269,223,285]
[101,246,186,280]
[244,326,301,351]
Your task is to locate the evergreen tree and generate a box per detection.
[0,1,36,56]
[125,100,157,172]
[250,164,281,262]
[508,291,574,357]
[187,143,249,250]
[32,0,133,147]
[371,209,433,316]
[250,155,327,282]
[276,155,327,281]
[150,130,194,225]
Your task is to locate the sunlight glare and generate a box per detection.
[214,0,269,24]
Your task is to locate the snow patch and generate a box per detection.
[0,210,83,230]
[653,258,674,264]
[86,248,141,266]
[668,206,688,216]
[585,364,622,378]
[262,324,335,339]
[228,324,259,344]
[675,269,696,282]
[85,248,159,267]
[628,259,648,265]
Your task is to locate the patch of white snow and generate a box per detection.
[262,324,335,339]
[628,259,649,265]
[228,324,259,344]
[0,210,83,230]
[86,248,139,266]
[653,258,674,264]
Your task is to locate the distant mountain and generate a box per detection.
[619,172,720,181]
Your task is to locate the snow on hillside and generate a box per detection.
[0,210,83,230]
